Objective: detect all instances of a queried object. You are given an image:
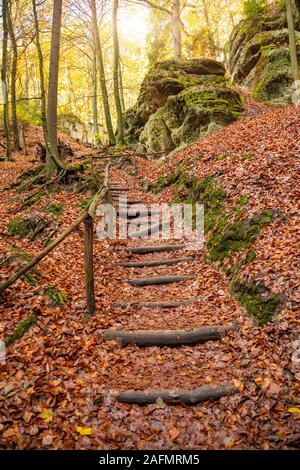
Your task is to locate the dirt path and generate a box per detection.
[0,153,299,450]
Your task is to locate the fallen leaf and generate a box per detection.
[288,406,300,415]
[42,434,53,446]
[76,426,93,436]
[169,427,180,440]
[39,409,53,424]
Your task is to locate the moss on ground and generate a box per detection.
[8,219,32,238]
[233,280,281,325]
[207,210,274,261]
[45,285,68,306]
[46,202,63,216]
[3,249,42,286]
[5,315,37,347]
[151,165,279,324]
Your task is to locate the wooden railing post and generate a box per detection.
[84,213,96,316]
[83,163,110,317]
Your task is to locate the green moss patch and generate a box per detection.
[207,210,274,261]
[5,315,37,347]
[151,166,280,323]
[45,285,68,306]
[46,202,63,216]
[242,153,255,160]
[8,219,32,238]
[233,280,281,325]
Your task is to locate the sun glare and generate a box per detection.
[118,5,150,43]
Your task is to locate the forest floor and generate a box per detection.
[0,95,299,449]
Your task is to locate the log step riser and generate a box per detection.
[115,384,237,405]
[128,275,194,287]
[103,326,226,347]
[115,257,194,268]
[126,244,188,255]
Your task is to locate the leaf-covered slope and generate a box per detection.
[147,98,300,324]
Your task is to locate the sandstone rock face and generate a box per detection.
[124,59,244,153]
[228,4,300,105]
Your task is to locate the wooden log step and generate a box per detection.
[128,275,194,287]
[117,210,161,219]
[110,187,131,192]
[103,325,226,347]
[126,244,188,255]
[115,257,194,268]
[111,297,202,309]
[115,383,237,405]
[129,222,169,238]
[114,199,143,205]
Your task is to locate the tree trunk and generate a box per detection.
[286,0,300,86]
[84,214,96,316]
[202,0,217,58]
[19,123,28,155]
[89,0,115,145]
[171,0,182,61]
[112,0,124,144]
[65,57,74,113]
[92,50,102,146]
[7,6,21,151]
[32,0,65,177]
[24,54,30,106]
[46,0,63,178]
[32,0,48,141]
[119,62,125,113]
[1,0,13,162]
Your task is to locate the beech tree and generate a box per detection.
[7,5,21,150]
[46,0,65,178]
[1,0,13,161]
[89,0,115,145]
[112,0,124,144]
[286,0,300,87]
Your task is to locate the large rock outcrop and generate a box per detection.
[228,3,300,105]
[124,59,244,153]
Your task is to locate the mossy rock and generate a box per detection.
[228,3,300,104]
[252,47,300,102]
[153,59,226,76]
[123,58,231,148]
[140,86,243,152]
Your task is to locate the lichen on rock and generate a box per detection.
[228,3,300,104]
[124,59,243,153]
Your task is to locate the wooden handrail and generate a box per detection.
[84,163,111,316]
[0,164,111,319]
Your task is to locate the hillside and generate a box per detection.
[0,92,299,450]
